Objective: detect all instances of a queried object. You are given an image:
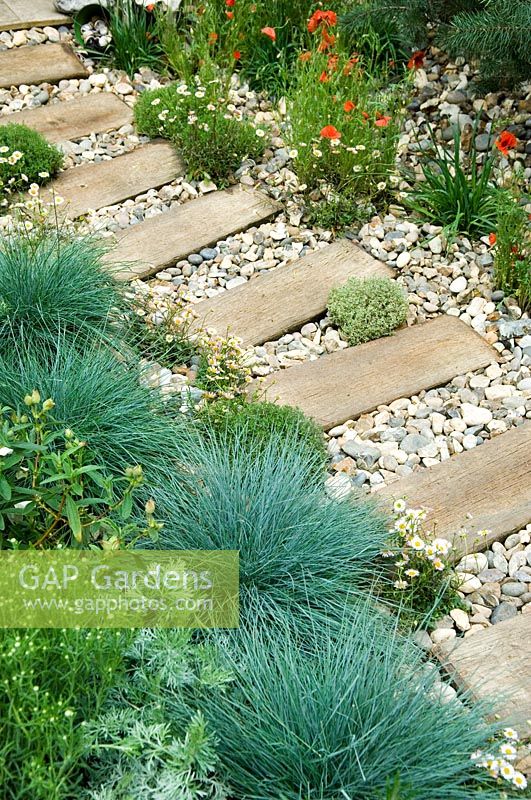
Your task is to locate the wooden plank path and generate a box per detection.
[0,0,70,31]
[0,93,133,142]
[378,421,531,558]
[193,239,393,347]
[33,141,184,219]
[105,187,281,281]
[0,42,86,88]
[257,316,494,430]
[437,614,531,740]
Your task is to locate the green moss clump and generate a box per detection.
[328,275,408,346]
[0,123,63,193]
[196,399,327,469]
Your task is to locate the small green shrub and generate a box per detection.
[85,629,230,799]
[203,606,499,800]
[305,195,368,232]
[155,430,388,625]
[0,393,159,549]
[194,331,251,401]
[0,628,129,800]
[328,275,408,346]
[196,398,327,469]
[0,336,191,491]
[492,191,531,311]
[405,126,500,236]
[0,123,62,202]
[134,79,264,183]
[0,232,127,353]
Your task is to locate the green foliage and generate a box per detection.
[194,331,251,400]
[0,394,157,548]
[328,275,408,346]
[0,123,62,202]
[441,0,531,89]
[155,429,388,625]
[203,607,499,800]
[305,195,367,232]
[405,126,499,237]
[0,336,190,491]
[134,79,264,183]
[492,190,531,311]
[85,629,230,799]
[107,0,163,77]
[0,232,127,353]
[196,398,327,469]
[0,628,129,800]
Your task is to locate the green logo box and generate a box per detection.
[0,550,239,628]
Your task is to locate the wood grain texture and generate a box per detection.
[436,614,531,739]
[105,187,281,281]
[257,316,495,430]
[33,141,183,219]
[0,0,70,31]
[0,42,86,88]
[0,93,133,142]
[378,421,531,558]
[192,239,393,347]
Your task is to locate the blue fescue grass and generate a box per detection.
[0,231,128,353]
[0,334,192,490]
[202,603,500,800]
[154,426,389,624]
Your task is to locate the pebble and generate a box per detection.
[490,602,518,624]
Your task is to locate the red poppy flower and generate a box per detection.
[299,51,312,62]
[320,125,341,140]
[343,56,359,76]
[208,32,218,44]
[233,50,241,60]
[374,114,391,127]
[226,0,235,5]
[317,29,336,51]
[308,10,337,33]
[146,3,155,11]
[495,130,518,156]
[343,100,356,113]
[261,26,276,41]
[319,71,329,83]
[488,232,497,246]
[361,111,369,121]
[407,50,425,70]
[225,10,233,18]
[327,54,339,71]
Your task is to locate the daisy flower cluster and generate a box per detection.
[382,500,457,614]
[471,728,528,791]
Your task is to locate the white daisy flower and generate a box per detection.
[499,761,515,781]
[500,743,517,760]
[503,728,519,740]
[513,772,527,790]
[393,499,407,514]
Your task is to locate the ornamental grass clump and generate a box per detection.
[203,606,500,800]
[155,428,388,625]
[0,123,62,203]
[0,232,128,354]
[328,275,408,346]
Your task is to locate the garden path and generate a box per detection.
[0,0,70,32]
[1,27,530,743]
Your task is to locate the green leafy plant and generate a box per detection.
[491,191,531,311]
[134,78,264,183]
[202,606,500,800]
[85,629,230,799]
[155,429,388,625]
[196,398,327,469]
[0,336,191,490]
[328,275,408,346]
[0,393,160,549]
[0,628,129,800]
[305,194,367,231]
[194,331,251,401]
[0,124,62,204]
[106,0,163,77]
[0,232,127,353]
[405,125,500,236]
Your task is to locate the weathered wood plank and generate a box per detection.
[0,0,71,31]
[258,316,495,430]
[192,239,393,347]
[105,187,281,281]
[378,421,531,558]
[0,93,133,142]
[0,42,87,89]
[33,141,183,219]
[436,614,531,739]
